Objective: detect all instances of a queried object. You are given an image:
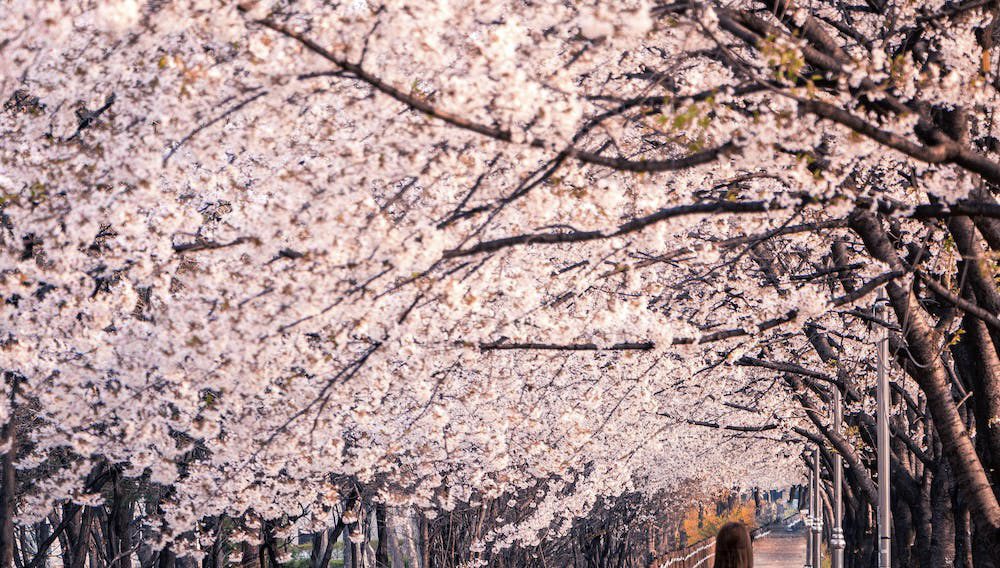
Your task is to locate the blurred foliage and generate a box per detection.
[681,500,756,543]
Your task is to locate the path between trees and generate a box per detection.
[754,528,807,568]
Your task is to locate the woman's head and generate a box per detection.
[713,522,753,568]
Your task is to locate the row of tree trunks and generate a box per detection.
[749,208,1000,566]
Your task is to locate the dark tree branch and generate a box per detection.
[163,89,269,166]
[829,270,905,307]
[684,419,779,432]
[444,199,790,258]
[172,236,255,254]
[258,18,732,174]
[478,340,654,352]
[917,269,1000,333]
[736,356,844,390]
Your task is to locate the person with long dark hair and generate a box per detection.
[713,522,753,568]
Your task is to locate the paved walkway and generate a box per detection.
[754,528,807,568]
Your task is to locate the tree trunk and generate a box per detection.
[0,375,21,568]
[240,542,259,568]
[913,464,933,568]
[107,475,134,568]
[374,505,389,568]
[930,459,956,567]
[948,216,1000,482]
[158,548,176,568]
[309,530,330,568]
[66,506,92,568]
[955,499,974,568]
[419,517,429,568]
[892,494,914,568]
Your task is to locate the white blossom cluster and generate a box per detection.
[2,0,994,555]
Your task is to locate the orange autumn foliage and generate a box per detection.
[681,501,757,543]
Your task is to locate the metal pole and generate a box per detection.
[876,289,891,568]
[812,448,822,568]
[804,481,812,568]
[831,385,846,568]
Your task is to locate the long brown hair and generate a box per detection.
[712,522,753,568]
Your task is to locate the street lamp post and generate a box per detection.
[803,482,812,568]
[876,289,891,568]
[812,448,822,568]
[831,385,846,568]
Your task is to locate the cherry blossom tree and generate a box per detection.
[3,0,1000,566]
